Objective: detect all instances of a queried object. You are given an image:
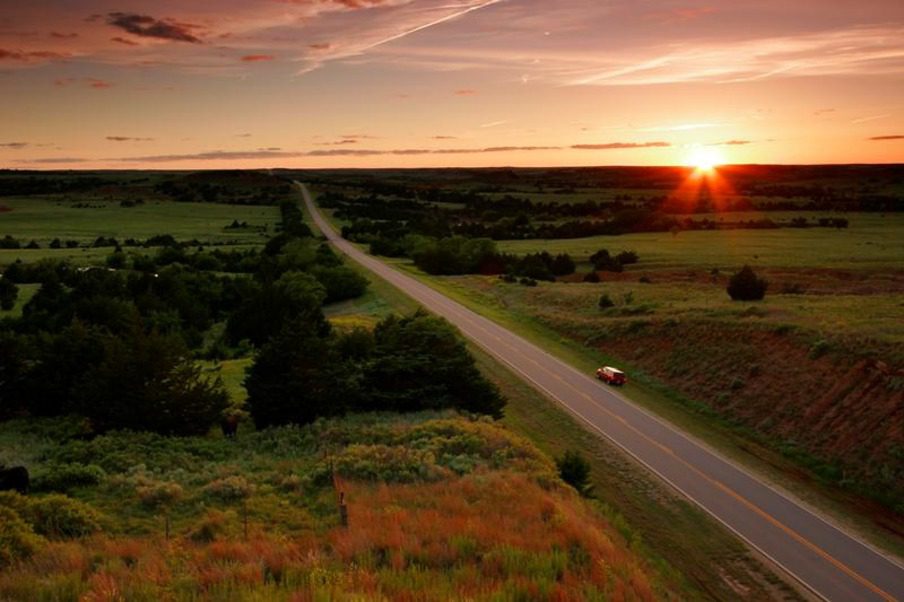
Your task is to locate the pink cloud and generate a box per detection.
[241,54,275,62]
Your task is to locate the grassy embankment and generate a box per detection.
[2,413,673,601]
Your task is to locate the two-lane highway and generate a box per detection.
[301,183,904,601]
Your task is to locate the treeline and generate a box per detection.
[154,172,293,205]
[302,165,904,213]
[0,170,295,207]
[330,189,855,243]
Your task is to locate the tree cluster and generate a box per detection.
[245,311,506,429]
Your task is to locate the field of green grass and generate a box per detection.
[1,197,277,249]
[498,213,904,270]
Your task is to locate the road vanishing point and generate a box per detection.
[301,183,904,602]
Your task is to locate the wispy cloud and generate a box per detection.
[0,142,29,149]
[868,135,904,141]
[0,48,68,62]
[640,123,720,132]
[707,139,752,146]
[55,77,112,89]
[241,54,275,62]
[19,144,561,165]
[851,114,890,124]
[106,136,154,142]
[571,142,671,150]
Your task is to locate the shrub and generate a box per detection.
[136,480,184,509]
[598,294,614,309]
[203,476,254,503]
[615,251,639,265]
[590,249,622,272]
[519,277,538,287]
[726,265,768,301]
[583,271,600,283]
[190,510,229,543]
[556,451,593,497]
[312,265,369,303]
[0,506,43,568]
[19,494,103,539]
[32,463,106,493]
[550,253,576,276]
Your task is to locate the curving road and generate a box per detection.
[301,183,904,602]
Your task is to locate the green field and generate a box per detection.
[0,197,277,253]
[498,213,904,270]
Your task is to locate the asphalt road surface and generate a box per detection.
[301,183,904,602]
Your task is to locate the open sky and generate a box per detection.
[2,0,903,168]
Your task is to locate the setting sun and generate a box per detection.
[687,147,724,172]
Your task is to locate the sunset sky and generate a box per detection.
[2,0,903,169]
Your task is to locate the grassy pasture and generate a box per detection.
[497,213,904,270]
[0,197,278,247]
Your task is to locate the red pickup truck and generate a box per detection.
[596,366,627,386]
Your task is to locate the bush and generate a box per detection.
[312,265,368,303]
[550,253,576,276]
[136,480,184,509]
[615,250,639,265]
[31,464,106,493]
[727,265,768,301]
[590,249,623,273]
[203,476,254,503]
[12,494,103,539]
[0,506,43,567]
[583,271,600,283]
[557,451,593,497]
[598,294,614,309]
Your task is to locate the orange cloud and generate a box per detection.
[241,54,275,62]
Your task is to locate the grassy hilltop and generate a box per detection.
[0,413,665,601]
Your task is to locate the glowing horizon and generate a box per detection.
[1,1,903,170]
